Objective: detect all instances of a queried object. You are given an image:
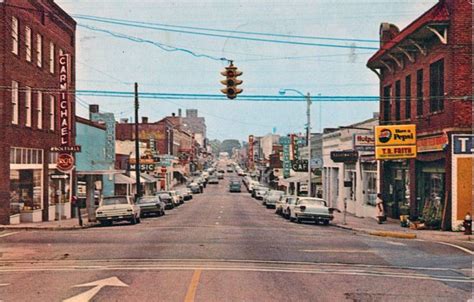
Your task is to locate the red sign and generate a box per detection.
[59,55,70,147]
[57,153,74,172]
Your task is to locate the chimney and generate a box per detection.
[178,109,182,117]
[89,104,99,114]
[120,118,128,123]
[379,23,399,47]
[142,116,148,124]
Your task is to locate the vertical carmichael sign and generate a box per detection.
[375,125,417,160]
[57,54,74,172]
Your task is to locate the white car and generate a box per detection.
[281,196,298,218]
[247,180,259,193]
[96,196,141,226]
[288,197,334,225]
[262,190,285,208]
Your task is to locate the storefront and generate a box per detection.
[381,160,410,218]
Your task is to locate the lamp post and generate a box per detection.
[279,89,312,197]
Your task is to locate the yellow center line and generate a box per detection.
[184,269,202,302]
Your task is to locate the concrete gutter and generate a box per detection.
[332,223,417,239]
[0,224,96,232]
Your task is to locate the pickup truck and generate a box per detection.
[96,196,141,226]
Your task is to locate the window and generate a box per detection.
[405,75,411,119]
[25,87,32,127]
[12,16,19,54]
[395,80,401,121]
[37,91,43,129]
[49,95,55,130]
[11,81,19,124]
[49,42,55,73]
[382,85,391,122]
[25,26,31,62]
[416,69,424,116]
[36,34,42,67]
[430,59,444,112]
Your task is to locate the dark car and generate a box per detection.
[229,180,241,192]
[158,192,174,209]
[136,195,165,217]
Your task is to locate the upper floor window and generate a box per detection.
[49,42,55,74]
[416,69,424,116]
[382,85,391,122]
[11,81,19,125]
[405,75,411,119]
[25,26,32,62]
[11,16,19,55]
[395,80,401,121]
[430,59,444,113]
[37,91,43,129]
[25,87,32,127]
[49,95,55,131]
[36,34,42,67]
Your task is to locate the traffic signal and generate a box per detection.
[220,61,243,99]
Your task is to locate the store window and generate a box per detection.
[345,163,356,201]
[363,163,377,206]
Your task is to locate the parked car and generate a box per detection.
[252,186,269,199]
[208,176,219,184]
[229,180,242,192]
[262,190,285,208]
[96,196,141,226]
[226,167,233,173]
[275,194,290,215]
[247,180,259,193]
[179,188,192,201]
[158,192,174,209]
[136,195,165,217]
[282,196,298,218]
[188,182,202,194]
[167,191,181,206]
[288,197,334,225]
[217,172,224,179]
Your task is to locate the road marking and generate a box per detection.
[63,277,128,302]
[435,241,474,255]
[0,284,9,287]
[300,249,372,253]
[184,269,202,302]
[215,222,219,225]
[0,232,19,238]
[385,241,406,246]
[219,211,223,214]
[218,216,221,219]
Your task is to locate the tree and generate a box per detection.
[220,139,241,155]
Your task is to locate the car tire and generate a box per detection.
[130,216,137,225]
[323,220,329,225]
[289,212,295,222]
[100,221,110,227]
[296,217,301,223]
[162,209,165,216]
[137,216,141,223]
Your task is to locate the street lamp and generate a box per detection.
[278,89,312,197]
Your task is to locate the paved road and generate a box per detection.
[0,174,472,301]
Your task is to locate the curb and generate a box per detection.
[0,224,96,232]
[332,223,417,239]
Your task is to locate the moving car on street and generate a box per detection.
[188,182,202,194]
[217,171,224,179]
[288,197,334,225]
[208,176,219,184]
[96,196,141,226]
[229,180,242,192]
[136,195,165,217]
[262,190,285,208]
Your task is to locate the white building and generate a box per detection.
[322,117,378,219]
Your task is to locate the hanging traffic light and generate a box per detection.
[220,61,243,99]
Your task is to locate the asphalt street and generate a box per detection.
[0,173,472,302]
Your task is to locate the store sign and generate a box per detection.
[353,134,375,151]
[330,150,358,163]
[375,145,417,160]
[50,146,81,152]
[291,159,308,172]
[279,136,291,178]
[375,124,416,160]
[59,55,71,147]
[375,125,416,146]
[128,163,155,172]
[57,153,74,172]
[311,158,323,169]
[417,135,448,153]
[453,135,474,154]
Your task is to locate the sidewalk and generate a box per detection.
[331,211,472,243]
[0,216,95,231]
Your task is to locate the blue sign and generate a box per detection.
[279,137,291,178]
[453,135,474,155]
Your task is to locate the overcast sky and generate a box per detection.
[56,0,435,141]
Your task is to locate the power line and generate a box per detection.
[72,14,380,44]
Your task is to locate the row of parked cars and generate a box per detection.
[243,177,335,225]
[95,176,212,226]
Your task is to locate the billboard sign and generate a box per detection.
[375,124,417,160]
[353,134,375,151]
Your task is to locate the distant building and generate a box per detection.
[182,109,207,148]
[367,0,472,229]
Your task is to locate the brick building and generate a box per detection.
[367,0,472,229]
[0,1,76,224]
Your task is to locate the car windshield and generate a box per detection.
[137,197,156,204]
[269,191,284,196]
[256,187,269,191]
[298,198,327,207]
[102,197,128,205]
[159,194,171,199]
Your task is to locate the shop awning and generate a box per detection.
[140,173,157,183]
[76,169,125,175]
[114,174,136,184]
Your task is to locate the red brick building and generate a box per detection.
[367,0,472,229]
[0,1,76,224]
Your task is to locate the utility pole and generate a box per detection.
[134,82,142,199]
[306,92,312,197]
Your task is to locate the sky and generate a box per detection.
[56,0,436,141]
